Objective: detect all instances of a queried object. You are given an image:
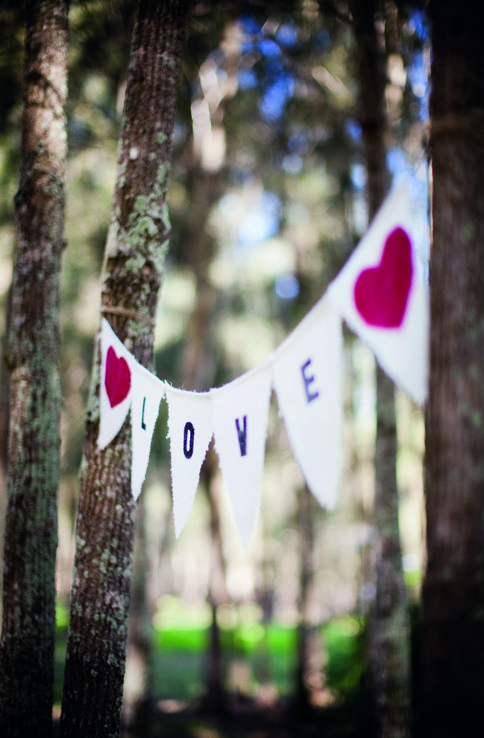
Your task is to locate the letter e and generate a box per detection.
[301,358,319,403]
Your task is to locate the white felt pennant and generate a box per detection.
[211,363,273,550]
[165,385,213,538]
[98,318,135,450]
[273,297,343,510]
[130,363,165,499]
[327,182,429,404]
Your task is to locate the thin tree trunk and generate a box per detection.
[122,498,155,734]
[0,2,68,735]
[201,450,229,715]
[350,2,411,736]
[295,485,315,715]
[373,365,411,738]
[59,3,187,736]
[423,3,484,736]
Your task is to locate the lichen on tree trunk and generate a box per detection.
[59,3,188,737]
[0,2,68,736]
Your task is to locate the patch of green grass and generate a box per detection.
[152,621,299,699]
[56,602,70,633]
[323,616,365,697]
[156,626,209,653]
[152,615,366,704]
[54,640,67,706]
[53,600,367,709]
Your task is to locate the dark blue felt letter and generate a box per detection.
[183,421,195,459]
[235,415,248,457]
[301,358,319,403]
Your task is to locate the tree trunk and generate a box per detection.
[122,498,155,733]
[0,2,68,736]
[201,451,229,715]
[423,3,484,736]
[295,485,315,715]
[350,2,411,736]
[59,3,187,736]
[373,366,411,738]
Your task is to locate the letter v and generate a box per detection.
[235,415,248,457]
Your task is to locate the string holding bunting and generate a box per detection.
[97,178,429,548]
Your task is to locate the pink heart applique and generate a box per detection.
[354,226,413,328]
[105,346,131,408]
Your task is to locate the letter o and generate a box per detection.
[183,421,195,459]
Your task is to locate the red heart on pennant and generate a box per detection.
[354,226,413,328]
[105,346,131,408]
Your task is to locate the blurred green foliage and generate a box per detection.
[54,604,364,705]
[323,616,365,697]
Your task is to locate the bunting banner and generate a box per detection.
[165,385,213,538]
[211,363,273,549]
[327,182,429,404]
[97,179,429,548]
[131,363,166,500]
[98,318,135,450]
[273,298,343,510]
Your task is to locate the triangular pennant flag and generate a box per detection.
[327,181,429,404]
[273,297,343,510]
[165,385,213,538]
[130,362,165,499]
[98,318,135,449]
[211,363,272,550]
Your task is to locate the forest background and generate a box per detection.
[0,0,433,736]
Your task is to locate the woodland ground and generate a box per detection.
[51,610,422,738]
[53,692,374,738]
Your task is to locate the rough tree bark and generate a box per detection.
[59,3,188,736]
[0,2,68,736]
[350,1,411,736]
[423,3,484,736]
